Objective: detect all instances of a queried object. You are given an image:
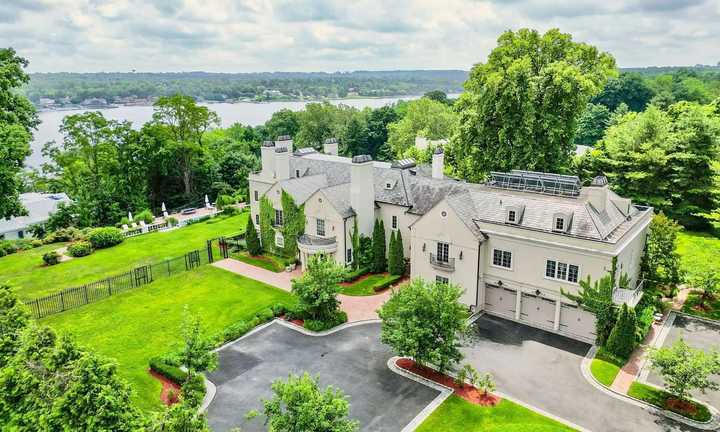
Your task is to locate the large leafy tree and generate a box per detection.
[386,97,455,159]
[641,213,682,290]
[263,108,301,140]
[260,373,358,432]
[295,102,338,149]
[0,48,37,219]
[0,285,30,367]
[291,255,345,322]
[152,95,220,197]
[574,103,611,147]
[648,340,720,401]
[448,28,616,181]
[378,279,468,372]
[591,72,655,112]
[365,105,399,160]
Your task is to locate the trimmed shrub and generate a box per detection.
[222,206,241,216]
[182,373,206,408]
[635,305,656,343]
[149,357,187,385]
[271,303,289,317]
[31,239,43,248]
[43,227,84,244]
[0,249,6,258]
[136,209,155,224]
[88,227,124,249]
[373,274,403,292]
[43,251,60,266]
[256,307,275,323]
[606,304,638,359]
[67,241,93,258]
[0,241,17,255]
[304,311,348,332]
[245,217,262,256]
[342,266,369,283]
[215,194,235,210]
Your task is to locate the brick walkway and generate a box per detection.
[212,258,400,323]
[609,286,693,393]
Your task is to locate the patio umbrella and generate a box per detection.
[128,212,133,222]
[205,194,211,208]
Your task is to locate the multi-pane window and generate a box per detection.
[508,210,516,223]
[295,169,301,178]
[274,209,283,226]
[436,242,449,262]
[492,249,512,268]
[555,218,565,231]
[436,275,449,284]
[545,259,579,283]
[255,214,259,225]
[392,215,398,229]
[317,219,326,236]
[346,248,353,263]
[254,190,259,201]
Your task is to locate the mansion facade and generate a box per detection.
[248,136,652,343]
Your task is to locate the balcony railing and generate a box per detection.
[612,279,645,306]
[430,253,455,271]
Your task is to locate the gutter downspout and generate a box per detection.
[475,239,482,311]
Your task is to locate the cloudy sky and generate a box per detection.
[3,0,719,73]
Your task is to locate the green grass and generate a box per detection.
[416,395,576,432]
[677,231,720,282]
[628,382,711,422]
[0,212,247,300]
[43,264,293,412]
[232,251,287,272]
[340,273,402,296]
[590,349,624,387]
[682,292,720,320]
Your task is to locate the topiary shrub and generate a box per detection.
[31,239,43,248]
[255,307,275,323]
[88,227,124,249]
[304,311,348,332]
[67,241,93,258]
[136,209,155,224]
[606,304,638,359]
[43,251,60,266]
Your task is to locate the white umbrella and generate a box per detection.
[128,212,133,222]
[205,194,211,208]
[161,202,167,212]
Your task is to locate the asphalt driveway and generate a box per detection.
[645,313,720,410]
[463,314,699,432]
[206,321,439,432]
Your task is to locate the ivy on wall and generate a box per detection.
[281,190,305,258]
[259,196,275,253]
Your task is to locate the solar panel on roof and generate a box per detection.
[488,170,581,197]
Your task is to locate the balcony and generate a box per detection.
[612,279,645,307]
[430,253,455,271]
[297,234,338,254]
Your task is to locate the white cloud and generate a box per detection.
[1,0,718,72]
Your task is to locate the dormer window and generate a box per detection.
[295,169,301,178]
[508,210,516,223]
[505,205,523,224]
[552,212,572,233]
[555,217,564,231]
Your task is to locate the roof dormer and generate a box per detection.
[505,205,524,225]
[552,212,572,233]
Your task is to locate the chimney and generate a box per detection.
[586,176,609,212]
[432,147,444,179]
[275,135,293,154]
[261,140,275,180]
[323,137,339,156]
[351,155,375,236]
[275,146,290,180]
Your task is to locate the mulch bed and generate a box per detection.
[396,358,500,406]
[149,369,181,406]
[279,314,304,327]
[666,398,700,417]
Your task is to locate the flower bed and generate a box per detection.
[628,381,712,422]
[396,358,501,407]
[148,369,181,406]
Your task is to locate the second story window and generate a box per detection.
[436,242,449,263]
[316,219,325,236]
[392,215,398,229]
[546,259,579,283]
[254,190,259,201]
[274,209,283,226]
[492,249,512,269]
[555,217,565,231]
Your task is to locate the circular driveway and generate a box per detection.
[206,321,439,432]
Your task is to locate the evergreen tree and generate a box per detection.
[387,231,398,275]
[371,219,387,273]
[351,219,360,269]
[246,215,262,256]
[393,231,405,275]
[606,304,637,359]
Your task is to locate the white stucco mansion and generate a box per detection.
[249,136,653,343]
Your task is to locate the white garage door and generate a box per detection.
[484,284,516,319]
[559,303,596,343]
[519,293,556,331]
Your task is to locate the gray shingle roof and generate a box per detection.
[278,175,328,205]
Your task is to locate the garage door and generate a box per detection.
[520,293,556,331]
[484,284,516,319]
[559,303,596,343]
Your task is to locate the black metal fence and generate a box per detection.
[28,246,216,319]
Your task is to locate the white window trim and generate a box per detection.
[316,218,326,237]
[392,215,398,230]
[436,275,449,284]
[543,257,581,285]
[490,248,513,271]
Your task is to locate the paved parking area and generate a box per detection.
[464,314,697,432]
[206,321,439,432]
[645,313,720,410]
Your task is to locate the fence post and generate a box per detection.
[108,278,113,296]
[34,300,41,319]
[207,240,214,264]
[60,291,65,311]
[148,265,154,283]
[84,286,89,304]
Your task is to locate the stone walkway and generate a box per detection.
[212,258,397,323]
[610,286,693,394]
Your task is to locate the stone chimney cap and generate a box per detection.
[324,137,338,144]
[277,135,292,141]
[433,147,444,155]
[591,175,608,187]
[275,147,288,153]
[262,140,275,147]
[352,154,372,164]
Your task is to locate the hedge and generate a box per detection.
[67,241,93,257]
[43,251,60,266]
[149,357,187,385]
[342,266,370,283]
[373,274,403,292]
[88,227,124,249]
[304,311,348,332]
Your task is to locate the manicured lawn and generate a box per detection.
[416,395,576,432]
[43,264,293,412]
[0,212,247,300]
[340,273,402,296]
[628,382,711,422]
[682,291,720,320]
[676,231,720,282]
[590,348,624,387]
[232,251,287,272]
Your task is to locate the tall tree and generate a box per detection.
[591,73,655,112]
[371,219,387,273]
[562,274,616,346]
[0,48,37,219]
[605,304,637,359]
[641,213,682,290]
[246,216,262,256]
[448,28,617,181]
[365,105,399,159]
[152,95,220,197]
[291,255,345,322]
[175,307,218,384]
[386,98,455,159]
[574,103,611,146]
[263,109,300,141]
